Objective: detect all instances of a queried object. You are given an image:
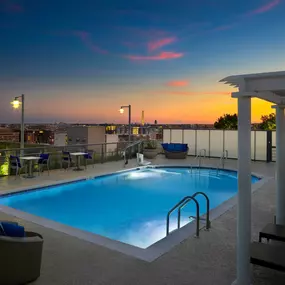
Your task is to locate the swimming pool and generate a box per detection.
[0,167,260,251]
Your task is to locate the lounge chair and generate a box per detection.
[137,153,151,166]
[0,221,43,285]
[250,241,285,271]
[161,143,188,159]
[259,223,285,243]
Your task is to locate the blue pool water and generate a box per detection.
[0,167,259,248]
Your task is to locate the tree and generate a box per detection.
[214,113,238,130]
[259,113,276,130]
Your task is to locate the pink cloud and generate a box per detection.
[247,0,281,15]
[148,37,176,51]
[151,91,231,96]
[125,51,184,61]
[72,30,108,54]
[167,80,189,87]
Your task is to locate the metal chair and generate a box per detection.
[9,155,25,179]
[61,151,72,170]
[37,153,50,175]
[84,150,95,169]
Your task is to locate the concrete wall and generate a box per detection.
[87,126,106,153]
[67,127,88,145]
[105,134,119,155]
[54,132,67,146]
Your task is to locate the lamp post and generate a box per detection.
[11,94,25,154]
[119,105,131,144]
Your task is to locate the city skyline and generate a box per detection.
[1,0,285,124]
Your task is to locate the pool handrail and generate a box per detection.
[166,195,200,237]
[184,192,210,230]
[123,140,144,166]
[216,150,228,174]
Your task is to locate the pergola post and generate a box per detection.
[237,96,252,285]
[275,105,285,225]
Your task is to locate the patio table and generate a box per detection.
[20,156,39,178]
[70,152,87,171]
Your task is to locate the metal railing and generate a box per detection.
[166,195,200,237]
[190,149,206,172]
[166,191,210,237]
[123,140,144,166]
[216,150,228,174]
[0,141,138,177]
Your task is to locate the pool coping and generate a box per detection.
[0,165,271,262]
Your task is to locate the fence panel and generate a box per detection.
[209,130,223,157]
[170,130,183,143]
[251,131,255,160]
[224,130,238,158]
[196,130,210,156]
[163,129,171,143]
[272,131,276,162]
[183,130,196,155]
[255,131,267,161]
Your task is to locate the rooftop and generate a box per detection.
[0,155,284,285]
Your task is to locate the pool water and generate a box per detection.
[0,167,259,248]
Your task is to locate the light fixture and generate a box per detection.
[11,98,21,109]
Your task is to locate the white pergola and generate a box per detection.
[220,71,285,285]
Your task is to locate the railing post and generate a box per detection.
[101,144,104,164]
[208,130,211,158]
[266,130,272,162]
[195,129,197,156]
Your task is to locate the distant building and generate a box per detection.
[67,126,119,155]
[0,128,19,142]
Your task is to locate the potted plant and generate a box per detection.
[143,139,158,159]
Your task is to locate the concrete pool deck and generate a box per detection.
[0,156,284,285]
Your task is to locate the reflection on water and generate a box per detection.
[122,217,191,249]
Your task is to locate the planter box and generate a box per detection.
[144,149,157,159]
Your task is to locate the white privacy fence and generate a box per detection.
[163,129,276,162]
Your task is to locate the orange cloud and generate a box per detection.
[247,0,281,15]
[72,30,108,54]
[167,80,189,87]
[126,51,183,61]
[148,37,176,51]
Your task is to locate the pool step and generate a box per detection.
[189,216,211,228]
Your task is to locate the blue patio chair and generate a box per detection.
[84,151,95,169]
[37,153,50,175]
[61,151,72,170]
[9,155,25,179]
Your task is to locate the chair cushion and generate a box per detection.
[161,143,188,152]
[0,222,25,237]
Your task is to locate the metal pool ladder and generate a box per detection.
[190,149,206,172]
[216,150,228,174]
[166,192,210,237]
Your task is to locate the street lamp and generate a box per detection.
[11,94,25,153]
[119,105,131,144]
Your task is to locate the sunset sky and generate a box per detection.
[1,0,285,124]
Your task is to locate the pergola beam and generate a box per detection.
[232,91,284,104]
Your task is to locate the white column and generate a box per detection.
[237,96,252,285]
[275,105,285,225]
